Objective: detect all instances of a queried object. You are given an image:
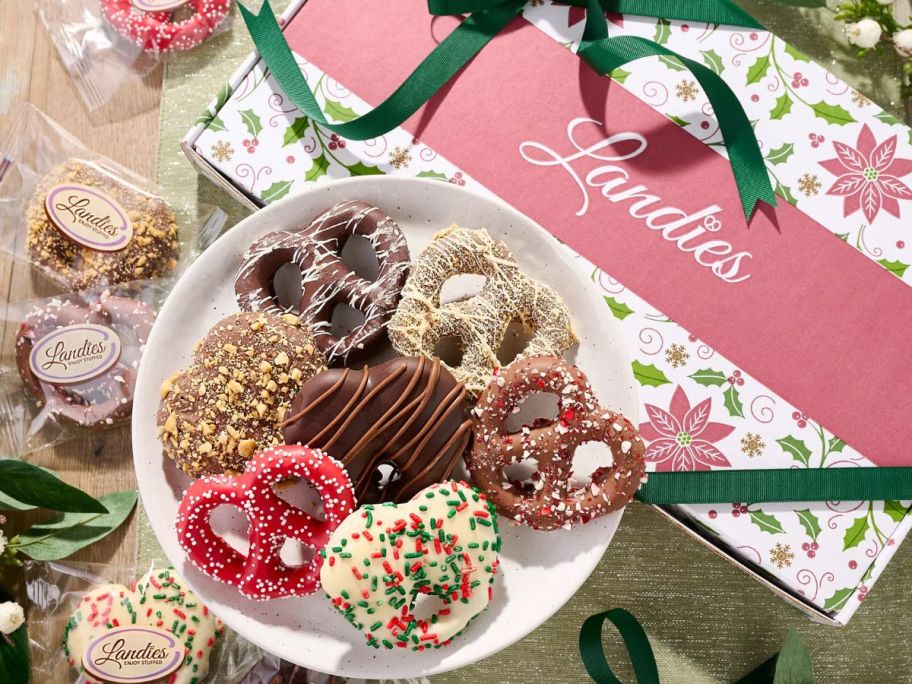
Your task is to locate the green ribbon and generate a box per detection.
[239,0,776,218]
[637,467,912,504]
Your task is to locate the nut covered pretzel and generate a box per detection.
[387,227,577,396]
[175,445,355,600]
[466,356,646,530]
[235,200,410,365]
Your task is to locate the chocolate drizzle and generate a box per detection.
[282,356,472,503]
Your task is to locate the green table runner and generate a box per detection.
[141,2,911,680]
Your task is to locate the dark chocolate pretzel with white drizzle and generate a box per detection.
[234,200,410,365]
[466,356,647,531]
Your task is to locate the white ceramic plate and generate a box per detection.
[132,176,636,679]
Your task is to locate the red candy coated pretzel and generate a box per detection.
[100,0,231,52]
[175,445,355,600]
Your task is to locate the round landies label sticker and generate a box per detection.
[29,324,122,384]
[82,626,184,683]
[131,0,188,10]
[44,183,133,252]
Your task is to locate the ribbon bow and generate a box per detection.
[240,0,777,219]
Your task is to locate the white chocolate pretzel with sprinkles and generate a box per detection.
[175,445,355,600]
[235,200,410,365]
[387,226,577,396]
[466,356,646,531]
[320,481,500,651]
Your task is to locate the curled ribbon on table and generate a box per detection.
[580,608,815,683]
[239,0,777,219]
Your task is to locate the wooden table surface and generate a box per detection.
[0,0,165,568]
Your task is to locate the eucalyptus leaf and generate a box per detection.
[15,490,137,561]
[0,460,107,513]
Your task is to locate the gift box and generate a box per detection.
[181,0,912,625]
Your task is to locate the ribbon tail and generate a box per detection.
[240,0,522,141]
[578,34,776,220]
[579,609,660,684]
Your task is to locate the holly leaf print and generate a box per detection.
[688,368,727,387]
[875,111,901,126]
[653,18,671,45]
[305,153,330,183]
[347,161,385,176]
[283,117,310,147]
[700,50,724,76]
[631,361,670,388]
[810,101,855,126]
[324,99,359,124]
[784,43,811,63]
[776,435,811,467]
[722,384,744,418]
[775,181,798,206]
[416,170,449,181]
[842,515,870,550]
[604,296,634,320]
[766,143,794,166]
[878,259,910,278]
[883,500,909,523]
[745,54,771,85]
[611,67,631,84]
[195,83,232,126]
[769,94,792,121]
[666,114,689,127]
[827,436,845,453]
[261,180,294,204]
[658,55,686,72]
[823,586,854,612]
[239,109,263,139]
[796,509,821,540]
[749,510,785,534]
[835,232,850,242]
[206,116,226,133]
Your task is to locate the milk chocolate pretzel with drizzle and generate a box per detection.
[235,200,410,365]
[466,356,646,531]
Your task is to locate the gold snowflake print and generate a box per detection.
[851,90,870,107]
[664,343,689,369]
[388,147,412,170]
[769,543,794,569]
[675,80,699,102]
[797,173,822,197]
[741,432,765,458]
[210,140,234,163]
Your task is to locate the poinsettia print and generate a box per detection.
[640,386,734,471]
[819,124,912,224]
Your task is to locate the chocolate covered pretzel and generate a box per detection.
[388,227,577,396]
[466,356,646,530]
[15,291,154,427]
[235,200,410,365]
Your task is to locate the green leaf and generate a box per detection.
[842,514,870,550]
[347,161,385,176]
[261,180,294,204]
[15,490,137,561]
[416,170,449,181]
[688,368,728,387]
[653,18,671,45]
[776,436,812,467]
[0,623,28,684]
[700,49,724,76]
[822,586,854,612]
[749,510,785,534]
[304,153,330,183]
[766,143,795,166]
[324,99,359,124]
[883,500,909,523]
[632,361,671,388]
[604,296,634,320]
[774,628,815,684]
[0,461,106,513]
[207,116,227,133]
[775,181,798,206]
[214,82,232,111]
[827,436,846,453]
[878,258,909,278]
[723,384,744,418]
[835,232,850,242]
[810,101,855,126]
[658,54,686,72]
[769,94,793,121]
[796,509,822,540]
[666,114,689,127]
[239,108,263,138]
[875,111,901,125]
[746,54,771,85]
[282,116,310,147]
[610,67,632,84]
[784,42,812,62]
